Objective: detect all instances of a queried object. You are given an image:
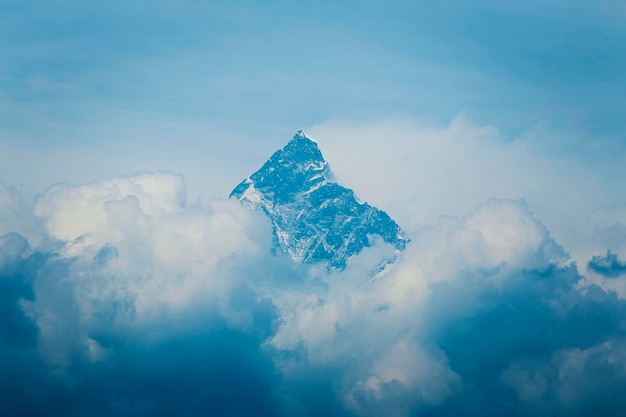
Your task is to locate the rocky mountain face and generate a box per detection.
[230,130,408,271]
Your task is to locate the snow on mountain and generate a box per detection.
[230,130,409,271]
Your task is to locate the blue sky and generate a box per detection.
[2,2,626,416]
[1,0,625,201]
[2,0,625,140]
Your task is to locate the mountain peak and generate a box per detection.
[281,130,323,164]
[230,131,409,271]
[292,129,312,141]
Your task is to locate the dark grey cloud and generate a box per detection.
[588,250,626,278]
[0,233,71,416]
[0,233,38,347]
[0,233,286,417]
[420,264,626,416]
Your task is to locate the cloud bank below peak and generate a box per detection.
[1,168,626,416]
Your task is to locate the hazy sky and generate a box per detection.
[2,2,626,416]
[1,0,625,200]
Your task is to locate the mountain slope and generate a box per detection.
[230,130,408,270]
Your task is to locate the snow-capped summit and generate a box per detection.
[230,130,408,270]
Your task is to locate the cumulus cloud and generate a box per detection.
[1,172,286,416]
[1,169,626,417]
[28,173,277,362]
[263,197,626,416]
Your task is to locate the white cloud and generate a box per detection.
[308,117,625,267]
[25,172,276,367]
[33,172,187,245]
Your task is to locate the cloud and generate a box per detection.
[33,172,188,243]
[264,198,626,416]
[308,117,626,262]
[28,173,276,360]
[0,231,73,416]
[1,172,286,416]
[1,171,626,416]
[588,250,626,278]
